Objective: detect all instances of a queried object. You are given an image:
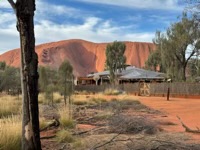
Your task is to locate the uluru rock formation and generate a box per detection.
[0,39,155,77]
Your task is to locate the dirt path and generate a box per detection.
[131,96,200,141]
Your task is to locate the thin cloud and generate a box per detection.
[34,16,154,44]
[0,0,180,54]
[36,0,90,21]
[76,0,182,11]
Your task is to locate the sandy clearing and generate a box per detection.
[131,96,200,141]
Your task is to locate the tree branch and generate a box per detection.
[40,119,60,132]
[177,116,200,133]
[91,134,120,150]
[174,53,182,64]
[7,0,16,12]
[186,50,195,64]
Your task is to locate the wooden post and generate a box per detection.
[167,79,171,101]
[167,87,170,101]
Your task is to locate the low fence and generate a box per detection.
[74,83,139,94]
[150,83,200,96]
[74,82,200,97]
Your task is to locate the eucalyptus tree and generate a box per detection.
[105,41,126,85]
[0,66,21,93]
[7,0,41,149]
[146,14,200,81]
[165,14,200,81]
[39,66,48,92]
[58,61,74,118]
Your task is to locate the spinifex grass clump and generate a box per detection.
[58,107,75,129]
[56,130,74,143]
[0,115,22,150]
[0,95,21,118]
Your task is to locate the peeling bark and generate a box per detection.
[25,122,34,141]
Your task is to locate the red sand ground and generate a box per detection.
[0,39,155,76]
[134,96,200,141]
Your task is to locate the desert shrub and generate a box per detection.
[109,114,159,134]
[118,99,148,110]
[56,130,74,143]
[72,139,84,149]
[92,112,113,122]
[0,115,21,150]
[94,99,149,113]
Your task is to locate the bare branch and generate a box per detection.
[91,134,120,150]
[7,0,16,12]
[40,135,56,140]
[40,119,60,132]
[177,116,200,133]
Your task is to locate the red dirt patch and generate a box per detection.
[134,96,200,141]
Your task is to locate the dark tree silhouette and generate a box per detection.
[7,0,41,149]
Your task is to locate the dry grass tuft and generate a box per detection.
[38,92,62,104]
[39,117,49,129]
[0,95,21,118]
[56,130,74,143]
[58,107,75,129]
[0,115,22,150]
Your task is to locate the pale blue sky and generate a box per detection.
[0,0,186,54]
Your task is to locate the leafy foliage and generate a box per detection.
[105,41,126,84]
[58,61,73,102]
[0,66,20,93]
[0,61,6,70]
[146,14,200,81]
[38,66,48,92]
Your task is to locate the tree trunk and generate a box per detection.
[64,78,67,106]
[68,96,73,120]
[16,0,41,149]
[181,65,186,81]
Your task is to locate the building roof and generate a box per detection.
[87,66,165,80]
